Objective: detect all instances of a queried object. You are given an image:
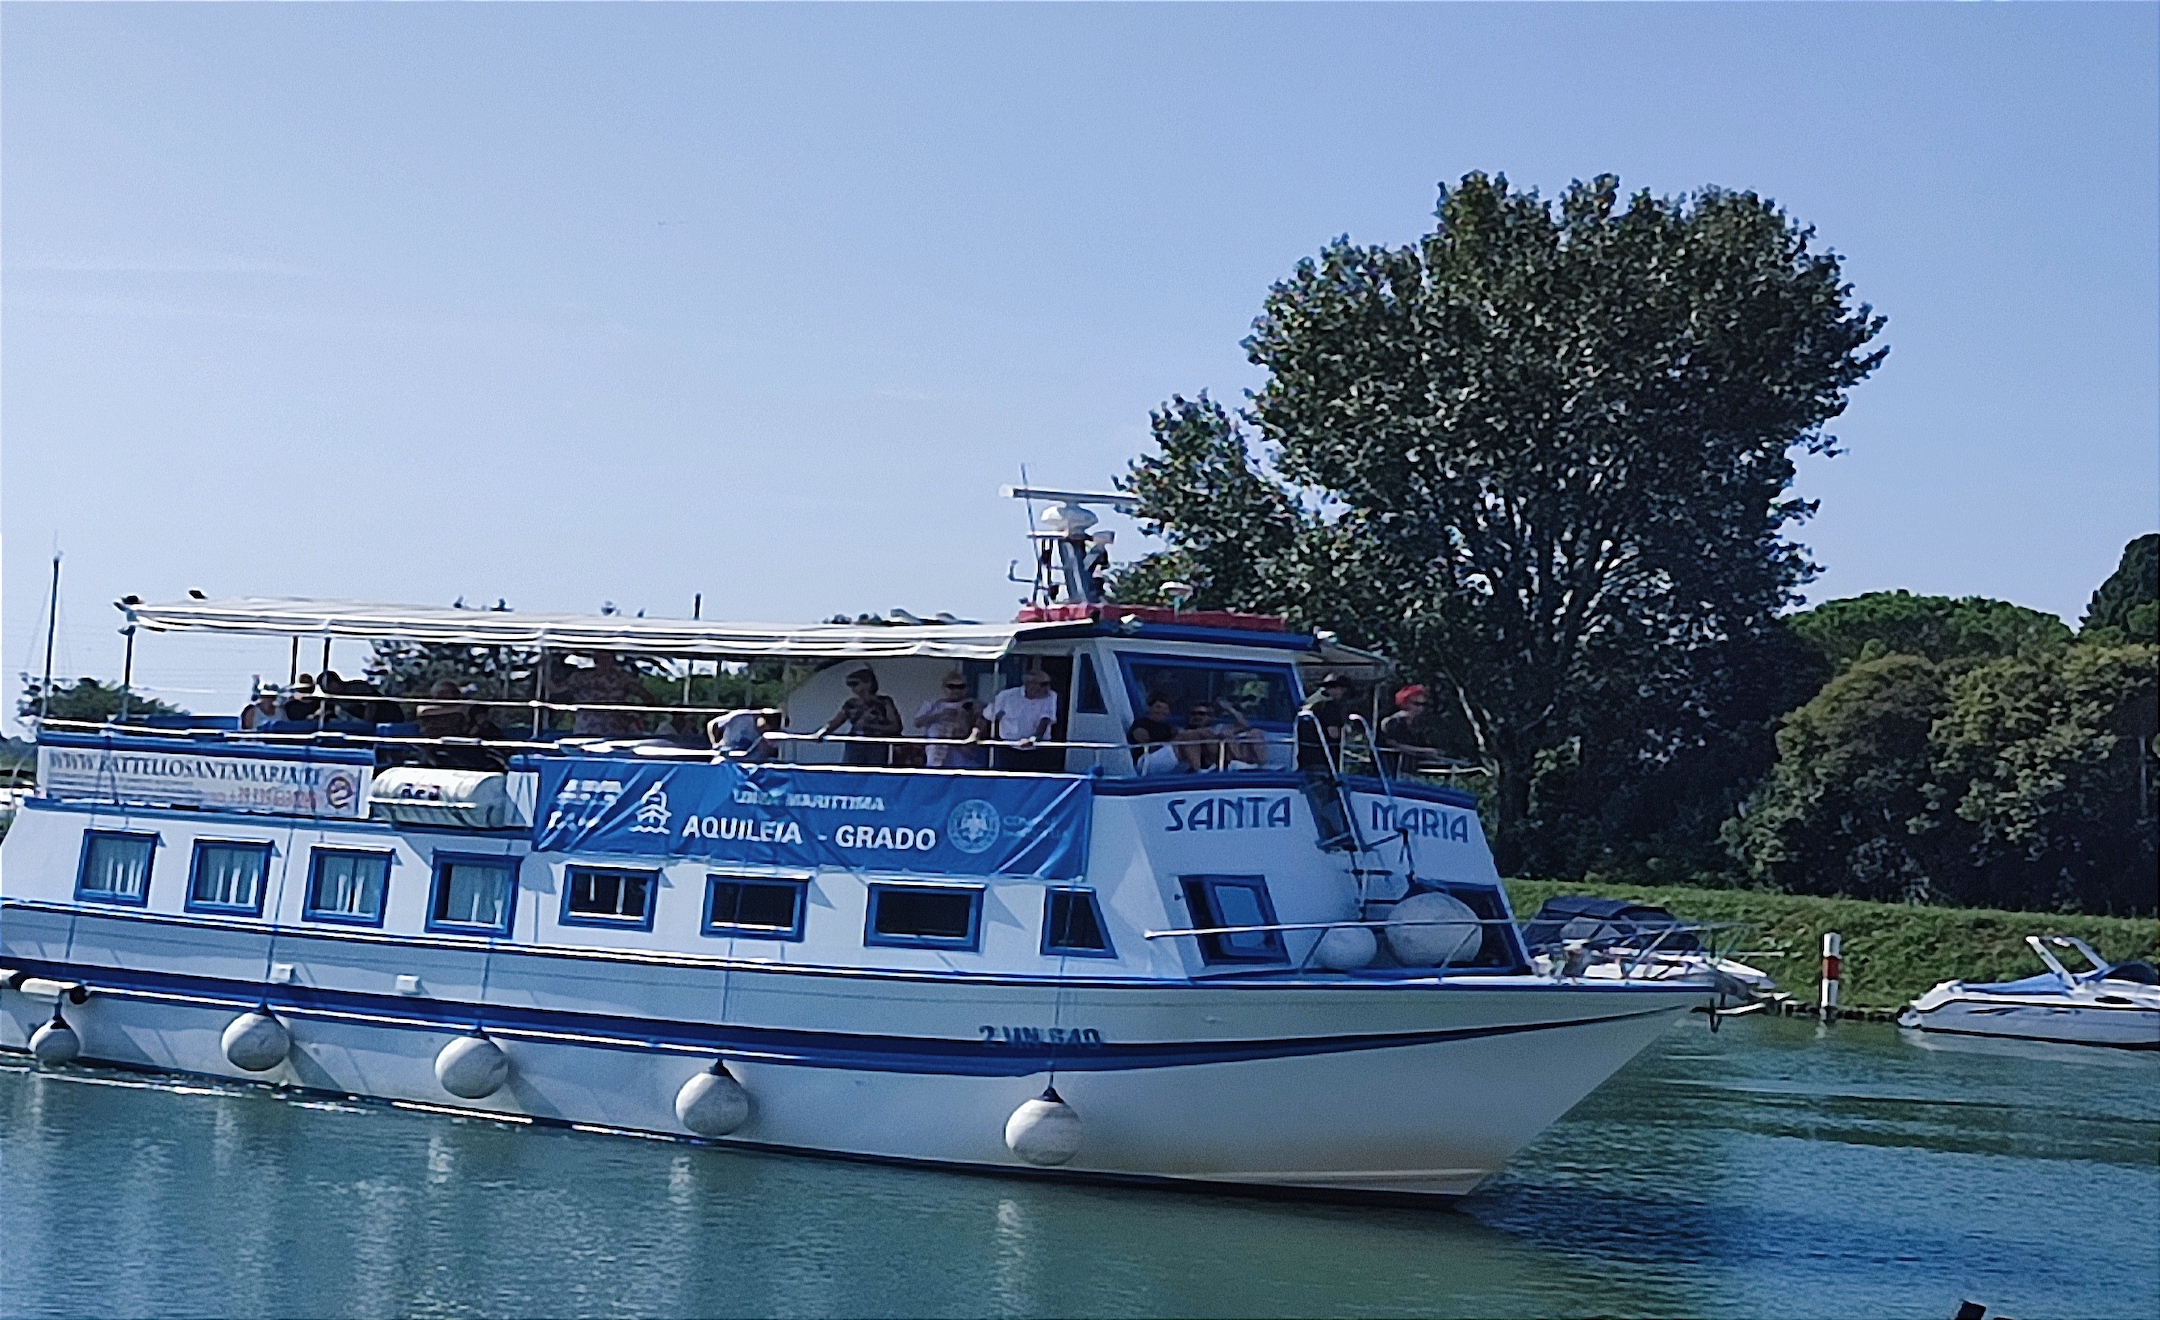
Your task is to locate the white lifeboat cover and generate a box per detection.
[370,768,520,829]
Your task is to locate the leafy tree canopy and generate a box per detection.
[2082,533,2158,640]
[1790,590,2071,670]
[1117,171,1885,867]
[17,677,185,726]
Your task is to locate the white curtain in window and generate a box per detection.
[193,846,264,908]
[87,837,152,897]
[313,854,386,917]
[441,863,507,927]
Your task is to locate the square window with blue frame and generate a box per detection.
[702,873,808,942]
[865,883,982,951]
[1179,875,1286,964]
[75,830,157,905]
[187,840,274,916]
[427,853,519,936]
[562,865,659,931]
[304,848,392,926]
[1041,887,1115,958]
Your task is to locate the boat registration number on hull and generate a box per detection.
[980,1026,1104,1048]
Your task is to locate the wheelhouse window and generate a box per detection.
[76,831,156,905]
[703,874,808,942]
[1042,887,1114,958]
[187,840,273,916]
[1117,656,1299,731]
[428,854,519,936]
[562,866,658,931]
[1074,654,1107,714]
[305,849,391,926]
[1180,875,1286,964]
[865,884,982,951]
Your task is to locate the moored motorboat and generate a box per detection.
[1518,894,1780,1004]
[1897,936,2160,1050]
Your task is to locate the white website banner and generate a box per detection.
[39,744,372,818]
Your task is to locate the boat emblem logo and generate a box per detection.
[946,799,1002,854]
[323,773,357,812]
[630,783,673,834]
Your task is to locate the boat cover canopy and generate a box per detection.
[120,596,1376,665]
[1519,895,1702,954]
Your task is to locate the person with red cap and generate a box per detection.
[1378,683,1450,774]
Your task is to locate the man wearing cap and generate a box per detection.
[1297,671,1354,772]
[1378,684,1450,774]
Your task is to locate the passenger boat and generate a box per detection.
[0,490,1716,1200]
[1898,935,2160,1051]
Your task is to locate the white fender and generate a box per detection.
[1314,924,1379,971]
[222,1010,292,1072]
[435,1032,510,1099]
[29,1014,80,1067]
[674,1062,752,1137]
[1003,1087,1082,1167]
[1385,891,1482,967]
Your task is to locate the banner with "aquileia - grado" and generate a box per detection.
[531,759,1092,880]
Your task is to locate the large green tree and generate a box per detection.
[1118,172,1885,868]
[18,677,185,726]
[1791,591,2071,670]
[2082,532,2159,641]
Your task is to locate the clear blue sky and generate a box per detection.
[6,3,2156,722]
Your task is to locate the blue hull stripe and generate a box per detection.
[6,957,1677,1077]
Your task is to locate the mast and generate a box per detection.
[37,553,60,721]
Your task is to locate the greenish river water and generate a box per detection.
[2,1015,2154,1319]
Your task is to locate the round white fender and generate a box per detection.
[1385,891,1482,968]
[434,1032,510,1099]
[1314,924,1379,971]
[222,1009,291,1072]
[29,1013,80,1067]
[1003,1086,1082,1167]
[674,1062,752,1137]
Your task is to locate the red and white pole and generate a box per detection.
[1819,932,1843,1021]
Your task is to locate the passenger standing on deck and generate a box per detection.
[281,674,322,722]
[239,689,280,732]
[1378,684,1451,774]
[979,666,1061,772]
[914,673,980,769]
[819,667,904,766]
[549,652,653,738]
[1296,672,1353,771]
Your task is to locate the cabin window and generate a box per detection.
[703,874,808,942]
[1042,887,1114,958]
[305,849,391,926]
[865,884,982,951]
[75,831,156,906]
[1074,654,1107,714]
[562,866,658,931]
[427,854,519,936]
[187,840,273,916]
[1117,656,1300,730]
[1179,875,1286,964]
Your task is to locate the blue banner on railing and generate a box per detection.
[533,760,1091,880]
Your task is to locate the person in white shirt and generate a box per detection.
[978,667,1061,772]
[914,672,980,769]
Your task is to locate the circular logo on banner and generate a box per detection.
[946,799,1003,854]
[324,773,358,811]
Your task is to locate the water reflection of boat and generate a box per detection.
[1518,895,1779,1004]
[1897,936,2160,1051]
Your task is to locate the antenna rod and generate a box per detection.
[119,626,136,724]
[38,553,60,722]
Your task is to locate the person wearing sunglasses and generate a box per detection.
[818,667,904,766]
[913,672,980,769]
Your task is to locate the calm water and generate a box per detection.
[2,1016,2154,1319]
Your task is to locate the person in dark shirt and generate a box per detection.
[1377,684,1450,774]
[1297,672,1352,771]
[1127,692,1179,772]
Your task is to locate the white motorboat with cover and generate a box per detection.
[1898,936,2160,1050]
[1518,894,1779,1002]
[0,487,1721,1201]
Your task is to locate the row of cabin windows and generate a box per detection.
[70,830,1133,957]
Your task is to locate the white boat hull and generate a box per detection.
[1897,994,2160,1050]
[2,909,1697,1199]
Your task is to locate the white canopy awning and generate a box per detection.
[120,596,1387,670]
[122,597,1076,661]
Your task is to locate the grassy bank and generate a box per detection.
[1502,878,2160,1009]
